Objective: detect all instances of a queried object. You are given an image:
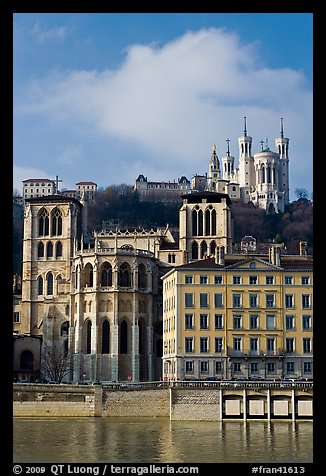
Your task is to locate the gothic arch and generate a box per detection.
[38,208,49,236]
[138,263,147,289]
[46,272,54,295]
[191,241,199,260]
[118,262,131,287]
[56,241,63,258]
[37,275,43,295]
[200,241,208,258]
[61,321,69,337]
[51,207,63,236]
[85,319,92,354]
[37,242,44,258]
[100,262,112,286]
[83,263,93,287]
[120,319,128,354]
[46,241,53,258]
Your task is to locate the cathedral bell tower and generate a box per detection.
[207,144,221,191]
[238,116,255,202]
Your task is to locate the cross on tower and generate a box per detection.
[54,175,62,194]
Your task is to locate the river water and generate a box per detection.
[13,417,312,464]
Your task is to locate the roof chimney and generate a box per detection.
[269,244,283,267]
[299,241,308,256]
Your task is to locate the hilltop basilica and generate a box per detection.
[135,118,290,213]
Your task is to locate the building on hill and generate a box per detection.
[134,175,191,202]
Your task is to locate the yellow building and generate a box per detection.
[162,245,313,381]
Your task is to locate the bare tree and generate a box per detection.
[41,343,75,383]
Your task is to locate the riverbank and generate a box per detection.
[13,381,313,420]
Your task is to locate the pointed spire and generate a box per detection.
[280,117,284,138]
[260,139,264,151]
[226,138,230,157]
[244,116,247,137]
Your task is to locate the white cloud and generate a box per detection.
[31,22,68,43]
[15,27,313,195]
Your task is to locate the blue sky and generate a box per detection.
[13,13,313,200]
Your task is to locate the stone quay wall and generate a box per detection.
[13,382,313,420]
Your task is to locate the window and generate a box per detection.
[102,320,110,354]
[301,276,310,285]
[200,275,208,284]
[215,275,222,285]
[304,362,312,374]
[185,337,194,353]
[233,315,242,329]
[200,361,209,373]
[101,263,113,287]
[214,314,223,329]
[249,293,258,308]
[286,362,294,374]
[267,338,275,352]
[285,315,295,330]
[185,293,194,308]
[138,263,147,288]
[266,276,274,285]
[51,208,63,236]
[47,241,53,258]
[303,338,311,353]
[185,275,193,284]
[47,272,54,295]
[185,314,194,330]
[37,276,43,295]
[286,338,294,353]
[233,294,241,308]
[215,361,222,373]
[249,276,258,285]
[302,294,311,309]
[38,209,49,236]
[250,314,259,329]
[233,337,242,351]
[266,315,275,330]
[120,320,128,354]
[200,337,209,352]
[13,312,20,323]
[285,276,293,285]
[215,337,223,353]
[250,362,258,374]
[214,293,223,308]
[200,314,209,330]
[56,241,63,258]
[250,338,258,352]
[168,254,175,264]
[285,294,294,308]
[200,293,208,308]
[233,362,241,373]
[302,315,311,330]
[37,242,44,258]
[119,263,131,287]
[233,276,241,284]
[185,361,194,373]
[266,363,275,373]
[266,294,275,308]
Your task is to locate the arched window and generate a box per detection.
[192,209,197,236]
[101,262,112,286]
[191,241,198,260]
[51,208,63,236]
[138,263,147,289]
[120,320,128,354]
[205,209,211,236]
[47,241,53,258]
[211,209,216,235]
[61,321,69,337]
[47,272,54,295]
[86,320,92,354]
[38,209,49,236]
[37,276,43,295]
[20,350,33,371]
[84,263,93,287]
[198,210,203,236]
[210,241,217,256]
[261,166,265,183]
[118,263,131,287]
[138,319,145,355]
[267,165,271,183]
[56,241,63,258]
[37,242,44,258]
[102,320,110,354]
